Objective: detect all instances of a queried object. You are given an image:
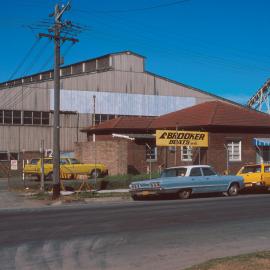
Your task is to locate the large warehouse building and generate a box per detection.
[0,50,227,160]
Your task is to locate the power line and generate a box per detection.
[8,38,40,81]
[74,0,191,14]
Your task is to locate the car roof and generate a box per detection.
[165,165,211,169]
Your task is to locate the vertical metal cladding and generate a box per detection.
[53,89,196,116]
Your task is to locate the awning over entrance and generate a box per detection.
[253,138,270,146]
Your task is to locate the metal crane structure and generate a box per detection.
[247,79,270,113]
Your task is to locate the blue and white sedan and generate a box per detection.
[129,165,244,200]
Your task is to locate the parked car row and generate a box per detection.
[129,163,270,200]
[129,165,245,200]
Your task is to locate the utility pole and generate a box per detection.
[40,139,45,192]
[39,1,78,199]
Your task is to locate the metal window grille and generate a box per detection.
[23,111,33,125]
[146,146,157,161]
[181,146,193,161]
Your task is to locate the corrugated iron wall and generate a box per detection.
[0,52,219,153]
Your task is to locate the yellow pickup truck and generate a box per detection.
[236,164,270,189]
[24,157,108,180]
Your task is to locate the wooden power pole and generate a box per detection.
[39,1,78,199]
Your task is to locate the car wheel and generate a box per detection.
[178,189,191,199]
[46,172,53,181]
[131,194,140,201]
[227,183,239,196]
[91,169,101,179]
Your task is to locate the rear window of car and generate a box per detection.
[161,168,187,177]
[202,167,216,176]
[241,165,261,173]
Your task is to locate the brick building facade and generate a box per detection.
[77,101,270,175]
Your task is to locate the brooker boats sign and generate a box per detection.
[156,130,208,147]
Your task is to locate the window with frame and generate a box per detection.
[23,111,33,125]
[0,152,8,161]
[33,111,42,125]
[94,114,101,125]
[0,110,3,124]
[10,152,19,160]
[146,146,157,161]
[3,110,12,124]
[181,146,193,161]
[41,112,50,125]
[13,111,21,124]
[227,140,241,161]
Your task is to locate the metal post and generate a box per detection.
[22,149,25,188]
[174,124,178,166]
[93,95,97,189]
[52,4,61,199]
[93,134,97,189]
[7,151,10,191]
[146,144,152,179]
[224,144,229,175]
[93,95,96,126]
[40,140,45,192]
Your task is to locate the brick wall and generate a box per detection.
[74,140,128,175]
[75,132,270,176]
[156,132,266,175]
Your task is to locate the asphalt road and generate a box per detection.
[1,194,270,270]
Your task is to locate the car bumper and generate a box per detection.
[130,188,172,197]
[244,182,266,188]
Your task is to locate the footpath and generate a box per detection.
[0,179,130,210]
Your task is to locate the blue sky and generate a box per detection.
[1,0,270,104]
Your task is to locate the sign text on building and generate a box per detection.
[156,130,208,147]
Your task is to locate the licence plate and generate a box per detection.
[138,191,155,196]
[245,183,252,187]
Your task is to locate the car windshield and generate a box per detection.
[44,159,53,164]
[161,168,187,177]
[69,158,80,164]
[30,159,39,165]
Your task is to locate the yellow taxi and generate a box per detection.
[236,164,270,189]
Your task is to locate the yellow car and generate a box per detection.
[24,157,108,180]
[236,164,270,189]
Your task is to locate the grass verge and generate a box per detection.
[184,251,270,270]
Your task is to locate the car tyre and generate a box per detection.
[227,183,239,196]
[178,189,191,199]
[131,194,140,201]
[46,172,53,181]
